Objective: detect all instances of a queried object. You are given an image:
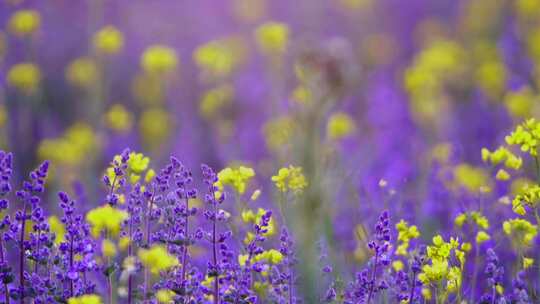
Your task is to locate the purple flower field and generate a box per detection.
[1,0,540,303]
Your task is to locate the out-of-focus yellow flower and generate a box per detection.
[48,216,65,245]
[93,25,124,55]
[101,239,117,258]
[7,63,41,93]
[503,218,538,248]
[232,0,266,23]
[67,294,102,304]
[105,104,133,132]
[504,87,536,119]
[263,115,294,151]
[452,164,491,193]
[430,142,452,163]
[404,39,465,126]
[86,205,128,238]
[327,112,356,140]
[254,21,289,56]
[38,123,98,167]
[392,260,404,272]
[119,236,130,251]
[131,72,164,105]
[139,107,172,148]
[272,165,308,194]
[251,189,261,201]
[8,10,40,37]
[199,84,234,120]
[495,169,510,181]
[481,146,522,170]
[141,45,178,75]
[65,57,98,88]
[193,36,247,79]
[290,85,312,105]
[516,0,540,19]
[156,289,175,303]
[138,245,179,275]
[475,59,506,98]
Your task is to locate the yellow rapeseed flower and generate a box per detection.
[138,245,179,275]
[141,45,178,75]
[156,289,175,303]
[216,166,255,195]
[7,63,41,93]
[8,10,40,37]
[271,166,308,194]
[48,215,65,245]
[254,21,289,55]
[65,57,98,88]
[105,104,133,132]
[86,205,128,238]
[93,25,124,55]
[67,294,102,304]
[327,112,356,140]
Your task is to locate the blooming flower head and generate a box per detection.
[141,45,178,75]
[271,165,308,194]
[193,36,247,79]
[503,218,538,248]
[65,57,98,88]
[216,166,255,195]
[326,112,356,140]
[93,25,124,55]
[86,204,129,238]
[140,107,172,148]
[138,245,179,275]
[395,219,420,255]
[156,289,176,303]
[505,118,540,156]
[105,104,133,132]
[67,294,102,304]
[8,10,40,37]
[7,62,41,93]
[254,21,290,55]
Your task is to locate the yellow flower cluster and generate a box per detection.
[156,289,175,303]
[503,218,538,248]
[452,164,491,193]
[8,10,40,37]
[105,104,133,132]
[512,184,540,215]
[67,294,102,304]
[271,166,308,194]
[404,39,465,125]
[263,115,294,151]
[38,123,98,167]
[326,112,356,141]
[481,146,522,170]
[503,87,537,119]
[395,220,420,256]
[65,57,98,88]
[419,235,465,295]
[475,231,491,244]
[7,63,41,93]
[93,25,124,55]
[505,118,540,156]
[86,205,129,238]
[193,36,247,79]
[242,208,276,237]
[101,239,117,258]
[216,166,255,195]
[254,21,289,56]
[48,215,66,245]
[140,108,172,148]
[238,248,284,266]
[199,84,234,120]
[454,211,489,230]
[141,45,178,75]
[138,245,179,275]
